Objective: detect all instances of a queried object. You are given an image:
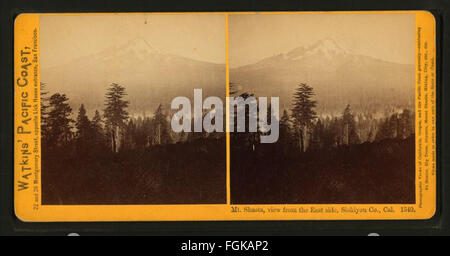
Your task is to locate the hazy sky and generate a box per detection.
[40,13,414,69]
[229,13,415,68]
[40,14,226,68]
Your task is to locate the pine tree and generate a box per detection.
[375,113,399,141]
[390,114,399,138]
[44,93,73,148]
[310,118,325,150]
[104,83,129,152]
[121,119,137,150]
[231,91,258,150]
[375,118,389,141]
[75,104,91,141]
[92,110,103,132]
[367,122,376,142]
[91,110,105,147]
[342,104,360,145]
[291,83,317,152]
[142,116,154,147]
[398,109,413,139]
[328,117,342,147]
[279,110,293,150]
[152,104,172,145]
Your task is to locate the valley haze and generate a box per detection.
[42,37,414,118]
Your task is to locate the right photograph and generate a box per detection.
[229,13,416,204]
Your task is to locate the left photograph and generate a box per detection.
[39,14,227,204]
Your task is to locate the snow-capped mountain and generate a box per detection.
[230,38,414,114]
[42,37,414,117]
[91,37,163,63]
[286,38,348,60]
[42,38,226,116]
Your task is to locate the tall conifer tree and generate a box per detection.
[104,83,129,152]
[291,83,317,152]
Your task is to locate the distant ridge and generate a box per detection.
[42,37,226,116]
[230,38,414,115]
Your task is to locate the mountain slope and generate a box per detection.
[230,38,414,115]
[42,38,226,116]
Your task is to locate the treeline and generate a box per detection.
[40,80,414,204]
[230,82,415,204]
[40,83,224,154]
[277,103,414,152]
[230,82,414,152]
[40,82,226,204]
[41,81,414,154]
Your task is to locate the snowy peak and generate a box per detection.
[286,38,347,60]
[42,36,226,116]
[120,37,160,55]
[309,38,347,54]
[92,37,161,62]
[239,38,350,70]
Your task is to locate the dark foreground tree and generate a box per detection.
[75,104,91,140]
[291,83,317,152]
[309,118,325,150]
[152,104,172,145]
[278,110,294,152]
[43,93,73,148]
[342,104,360,145]
[398,109,413,139]
[91,110,106,147]
[104,83,129,152]
[229,88,259,151]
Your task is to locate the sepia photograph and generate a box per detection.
[228,13,416,204]
[39,14,227,204]
[7,0,440,231]
[37,13,417,206]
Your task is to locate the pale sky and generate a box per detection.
[229,13,415,68]
[40,14,226,68]
[40,13,415,69]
